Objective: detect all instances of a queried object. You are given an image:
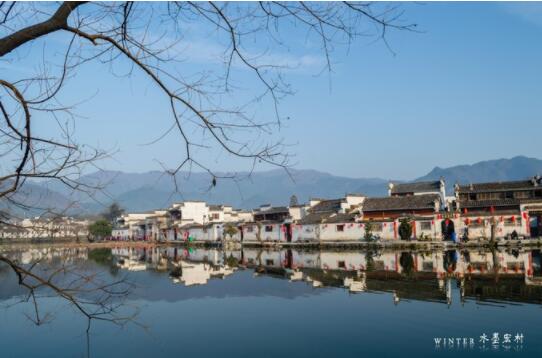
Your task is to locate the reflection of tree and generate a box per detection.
[490,247,500,283]
[88,248,119,276]
[365,248,377,271]
[443,250,457,274]
[225,254,239,268]
[0,255,136,336]
[399,252,414,276]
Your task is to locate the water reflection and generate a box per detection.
[5,244,539,306]
[2,244,542,357]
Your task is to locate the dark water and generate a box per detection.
[1,245,541,357]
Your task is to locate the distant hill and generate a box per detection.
[5,155,542,215]
[416,156,542,189]
[71,169,390,212]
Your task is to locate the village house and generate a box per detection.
[293,194,365,242]
[389,178,446,202]
[165,202,251,242]
[253,204,290,222]
[116,212,152,240]
[165,201,209,241]
[361,194,443,240]
[453,176,542,239]
[236,205,292,243]
[177,222,224,243]
[142,210,169,241]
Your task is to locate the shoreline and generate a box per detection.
[1,238,541,251]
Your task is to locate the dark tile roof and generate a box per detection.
[459,199,521,208]
[309,199,343,213]
[362,194,440,212]
[298,211,357,225]
[457,178,542,193]
[391,181,441,194]
[325,212,358,223]
[461,209,520,217]
[298,212,330,225]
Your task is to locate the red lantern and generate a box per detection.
[490,206,495,214]
[465,218,471,225]
[522,212,528,220]
[500,216,504,223]
[431,220,435,225]
[477,217,482,224]
[463,208,468,214]
[511,216,516,223]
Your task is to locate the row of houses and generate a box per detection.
[0,217,90,240]
[112,176,542,243]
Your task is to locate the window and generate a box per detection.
[338,261,346,268]
[472,262,488,271]
[211,213,220,220]
[505,191,514,199]
[507,262,525,270]
[336,224,345,232]
[265,225,273,232]
[422,261,434,271]
[373,260,385,270]
[246,226,254,233]
[420,221,431,231]
[469,193,477,201]
[469,221,485,228]
[535,190,542,198]
[514,191,530,199]
[265,259,274,266]
[504,217,518,226]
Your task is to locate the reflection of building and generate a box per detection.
[172,261,235,286]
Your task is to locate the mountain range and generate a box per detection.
[5,156,542,215]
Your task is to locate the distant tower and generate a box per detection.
[289,194,299,207]
[388,182,394,197]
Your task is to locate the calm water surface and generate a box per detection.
[1,244,541,357]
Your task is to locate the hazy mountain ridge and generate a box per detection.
[6,156,542,215]
[415,156,542,189]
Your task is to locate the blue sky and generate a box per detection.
[5,2,542,180]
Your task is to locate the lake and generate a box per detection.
[1,244,541,357]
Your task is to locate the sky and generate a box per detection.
[4,2,542,180]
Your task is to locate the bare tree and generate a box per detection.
[0,1,414,197]
[0,0,414,326]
